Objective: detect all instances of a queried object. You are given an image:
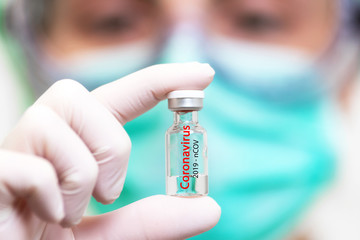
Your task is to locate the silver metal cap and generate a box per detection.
[167,90,204,111]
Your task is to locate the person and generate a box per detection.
[2,0,360,239]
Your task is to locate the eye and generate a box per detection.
[90,14,136,35]
[233,13,284,34]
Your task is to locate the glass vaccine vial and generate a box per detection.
[165,90,208,196]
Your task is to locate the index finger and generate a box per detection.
[92,62,215,125]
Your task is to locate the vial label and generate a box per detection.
[166,123,208,196]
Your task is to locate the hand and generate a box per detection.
[0,63,220,239]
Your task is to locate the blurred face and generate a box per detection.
[40,0,337,59]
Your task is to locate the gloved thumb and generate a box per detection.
[71,195,221,240]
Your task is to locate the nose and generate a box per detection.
[158,0,208,63]
[161,0,206,25]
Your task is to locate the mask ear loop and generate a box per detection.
[314,0,360,98]
[340,0,360,35]
[351,5,360,32]
[4,0,55,96]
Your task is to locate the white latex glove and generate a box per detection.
[0,63,221,239]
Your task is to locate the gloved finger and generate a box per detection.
[2,105,98,227]
[72,195,221,240]
[0,150,63,223]
[34,80,131,204]
[92,62,214,124]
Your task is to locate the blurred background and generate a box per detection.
[1,0,360,239]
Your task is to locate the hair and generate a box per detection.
[23,0,56,34]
